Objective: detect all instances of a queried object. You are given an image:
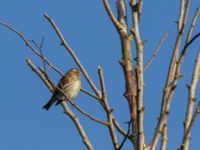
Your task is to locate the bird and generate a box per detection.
[43,68,81,110]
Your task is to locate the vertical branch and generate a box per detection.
[119,36,138,146]
[160,124,168,150]
[185,7,200,43]
[98,66,119,149]
[117,0,138,146]
[180,0,190,34]
[138,0,143,20]
[149,1,191,149]
[117,0,127,29]
[182,50,200,150]
[180,101,200,150]
[103,0,122,30]
[178,0,185,32]
[31,40,47,71]
[103,0,138,148]
[130,0,145,149]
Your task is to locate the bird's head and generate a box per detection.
[67,68,82,78]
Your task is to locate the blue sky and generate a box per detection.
[0,0,200,150]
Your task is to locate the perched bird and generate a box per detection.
[43,68,81,110]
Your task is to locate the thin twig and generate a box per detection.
[0,20,64,76]
[178,0,185,32]
[98,66,119,149]
[185,7,200,43]
[98,66,107,99]
[118,118,132,150]
[113,118,127,137]
[180,0,190,34]
[179,32,200,63]
[80,88,101,101]
[43,14,100,97]
[40,37,45,48]
[144,31,170,71]
[182,49,200,150]
[31,40,47,71]
[103,0,122,30]
[26,59,55,92]
[180,101,200,150]
[138,0,143,21]
[68,100,109,126]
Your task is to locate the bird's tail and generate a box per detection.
[43,94,57,110]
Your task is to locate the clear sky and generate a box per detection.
[0,1,200,150]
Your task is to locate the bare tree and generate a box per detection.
[0,0,200,150]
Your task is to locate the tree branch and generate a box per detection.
[3,16,125,148]
[61,102,94,150]
[179,32,200,65]
[160,124,168,150]
[130,0,145,148]
[80,88,101,101]
[185,7,200,43]
[144,31,170,71]
[26,59,94,150]
[118,118,132,150]
[113,117,127,137]
[138,0,143,21]
[43,13,100,97]
[116,0,128,34]
[98,66,119,149]
[149,1,191,149]
[103,0,122,30]
[182,49,200,150]
[69,100,109,126]
[180,0,190,34]
[178,0,185,32]
[31,39,47,71]
[0,20,63,76]
[180,101,200,150]
[0,21,102,101]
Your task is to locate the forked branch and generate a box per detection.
[0,20,100,101]
[44,13,100,97]
[103,0,122,30]
[26,59,94,150]
[149,1,192,149]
